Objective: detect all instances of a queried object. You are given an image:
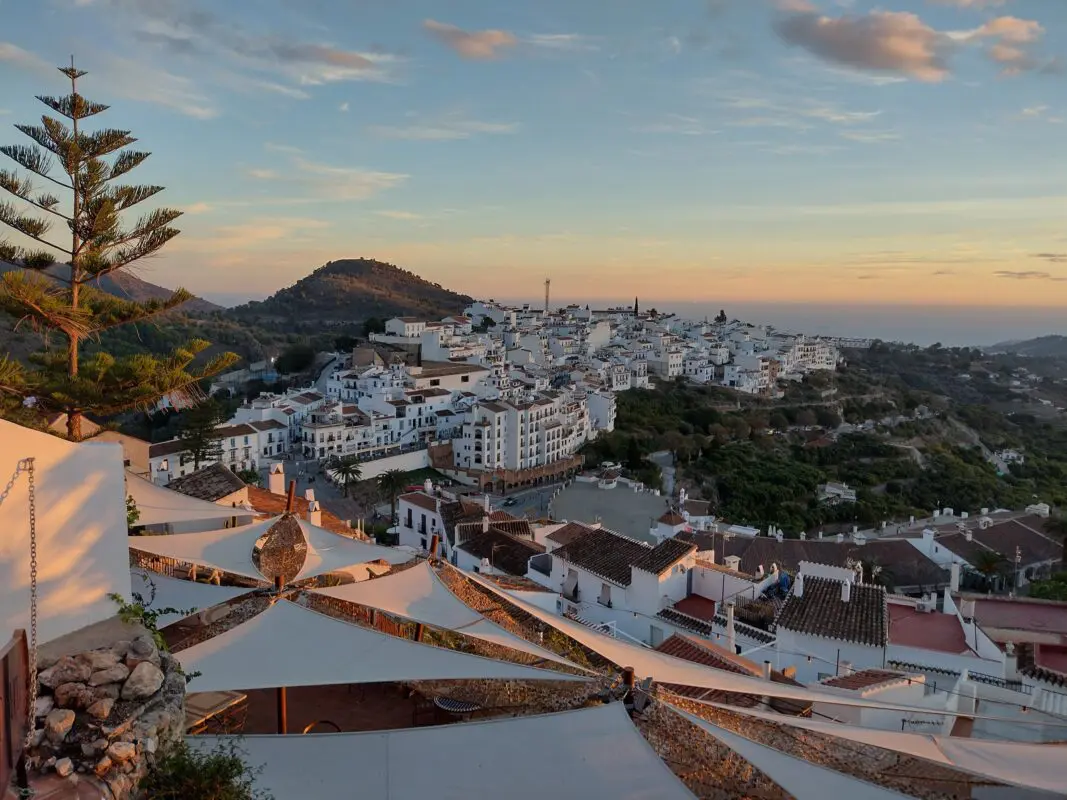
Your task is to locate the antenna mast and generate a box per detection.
[544,278,551,313]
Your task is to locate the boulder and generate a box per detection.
[94,755,112,777]
[93,683,122,701]
[107,741,136,763]
[89,664,130,686]
[87,697,115,721]
[45,709,75,745]
[33,695,54,718]
[39,656,92,689]
[121,661,164,701]
[79,650,122,672]
[124,635,161,670]
[55,757,74,778]
[54,682,94,710]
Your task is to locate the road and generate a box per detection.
[649,450,676,497]
[313,354,339,394]
[487,484,559,520]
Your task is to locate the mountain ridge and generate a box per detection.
[987,335,1067,358]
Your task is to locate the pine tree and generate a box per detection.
[0,59,237,440]
[176,398,226,470]
[633,297,639,316]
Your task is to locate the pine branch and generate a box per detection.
[36,93,109,121]
[17,121,68,157]
[110,184,164,211]
[0,201,65,254]
[0,355,28,396]
[80,284,195,333]
[108,151,150,181]
[88,225,181,275]
[0,241,52,270]
[112,208,183,248]
[0,169,68,219]
[80,129,136,159]
[0,271,91,338]
[0,145,68,189]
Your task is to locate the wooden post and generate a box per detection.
[286,480,297,513]
[414,623,425,642]
[622,666,635,712]
[274,574,284,594]
[277,686,288,734]
[429,534,440,562]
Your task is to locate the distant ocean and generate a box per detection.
[541,301,1066,348]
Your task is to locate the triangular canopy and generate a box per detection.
[126,472,240,527]
[459,567,1061,722]
[709,702,1067,795]
[130,516,411,583]
[130,570,253,628]
[670,706,916,800]
[189,703,694,800]
[312,563,589,671]
[175,600,589,692]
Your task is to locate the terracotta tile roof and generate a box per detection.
[971,518,1063,565]
[456,529,545,576]
[545,521,594,546]
[887,603,972,655]
[552,528,653,586]
[821,669,907,691]
[489,519,533,539]
[656,608,715,637]
[935,532,994,566]
[658,510,686,526]
[166,463,246,501]
[633,538,696,575]
[683,498,711,517]
[399,492,438,513]
[966,594,1067,636]
[673,594,717,623]
[775,576,888,647]
[245,486,352,536]
[148,439,188,459]
[247,420,287,432]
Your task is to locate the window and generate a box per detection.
[430,379,440,387]
[598,583,612,607]
[405,509,413,528]
[461,375,470,383]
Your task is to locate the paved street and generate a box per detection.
[487,484,558,520]
[649,450,677,496]
[258,458,367,526]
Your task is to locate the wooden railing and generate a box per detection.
[1,629,29,791]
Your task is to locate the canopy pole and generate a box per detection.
[413,623,425,642]
[277,686,288,734]
[286,480,297,513]
[429,534,440,563]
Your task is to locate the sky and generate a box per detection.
[1,0,1066,313]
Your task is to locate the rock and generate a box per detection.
[79,650,122,672]
[82,741,99,757]
[121,759,136,774]
[34,695,55,718]
[55,757,74,778]
[45,709,75,745]
[93,683,122,701]
[111,640,132,659]
[94,756,112,777]
[89,664,129,686]
[143,737,157,754]
[39,656,92,689]
[121,661,164,701]
[93,738,109,752]
[87,698,115,721]
[30,728,45,748]
[108,741,136,763]
[54,681,94,710]
[124,635,160,670]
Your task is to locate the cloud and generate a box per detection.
[244,154,408,202]
[368,113,519,141]
[929,0,1007,8]
[375,210,423,220]
[839,130,901,143]
[1033,252,1067,264]
[88,0,400,87]
[0,42,53,74]
[1018,105,1063,123]
[701,79,883,132]
[339,101,349,112]
[181,202,213,214]
[774,10,950,82]
[526,34,599,53]
[247,168,281,180]
[994,270,1067,281]
[175,217,331,252]
[423,20,517,60]
[632,114,719,136]
[948,15,1054,74]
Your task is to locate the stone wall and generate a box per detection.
[25,634,186,799]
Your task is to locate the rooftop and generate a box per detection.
[820,669,910,692]
[887,602,973,655]
[456,528,545,576]
[166,463,246,502]
[775,576,888,648]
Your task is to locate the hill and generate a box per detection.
[224,258,473,329]
[987,335,1067,358]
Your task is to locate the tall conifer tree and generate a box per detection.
[0,60,237,439]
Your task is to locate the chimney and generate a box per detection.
[757,564,765,578]
[836,533,844,544]
[775,530,783,543]
[964,530,973,542]
[306,500,322,527]
[423,478,433,494]
[841,580,851,603]
[482,515,490,534]
[763,661,772,680]
[794,573,804,598]
[268,463,285,494]
[950,562,960,593]
[838,660,853,677]
[726,603,736,653]
[799,531,806,541]
[304,488,315,503]
[483,493,491,513]
[1004,642,1018,681]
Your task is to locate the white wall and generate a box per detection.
[358,448,430,480]
[0,421,131,644]
[775,628,884,684]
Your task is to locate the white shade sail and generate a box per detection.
[129,570,254,628]
[175,599,589,692]
[312,562,589,671]
[129,515,411,583]
[670,706,917,800]
[458,567,1067,723]
[190,703,694,800]
[126,472,240,527]
[709,702,1067,795]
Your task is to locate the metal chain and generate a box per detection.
[24,459,38,755]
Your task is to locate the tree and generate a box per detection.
[176,399,225,470]
[971,550,1008,591]
[361,317,386,338]
[235,468,261,487]
[330,455,363,498]
[275,343,315,375]
[795,408,818,427]
[633,297,639,316]
[715,309,727,324]
[377,468,408,525]
[1029,572,1067,602]
[0,60,237,440]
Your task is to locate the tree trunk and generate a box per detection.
[66,409,82,441]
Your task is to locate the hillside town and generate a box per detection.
[148,301,842,486]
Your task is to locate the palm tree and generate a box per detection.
[971,550,1008,592]
[377,469,408,526]
[330,456,363,498]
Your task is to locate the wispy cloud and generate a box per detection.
[930,0,1007,8]
[839,130,901,143]
[948,15,1057,75]
[1017,105,1064,123]
[701,79,884,133]
[175,217,332,252]
[632,114,719,136]
[994,270,1067,281]
[375,210,423,220]
[339,101,349,113]
[368,113,519,141]
[423,20,517,60]
[1032,252,1067,264]
[181,202,214,214]
[526,34,599,53]
[245,154,408,202]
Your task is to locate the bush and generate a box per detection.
[140,740,273,800]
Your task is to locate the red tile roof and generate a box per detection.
[673,594,717,623]
[887,603,973,655]
[245,487,353,536]
[821,669,908,691]
[775,576,888,647]
[658,510,686,526]
[399,492,438,513]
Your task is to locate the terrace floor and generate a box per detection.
[550,482,667,543]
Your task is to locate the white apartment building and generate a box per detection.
[148,420,287,484]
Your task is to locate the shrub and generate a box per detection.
[140,740,273,800]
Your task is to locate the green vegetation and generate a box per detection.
[1029,572,1067,602]
[274,343,316,375]
[377,468,409,524]
[0,62,236,439]
[235,468,261,487]
[329,455,363,498]
[140,740,273,800]
[177,399,226,470]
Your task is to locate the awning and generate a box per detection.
[189,703,694,800]
[126,472,240,527]
[312,562,590,671]
[706,702,1067,795]
[175,599,590,692]
[670,706,915,800]
[130,515,412,583]
[129,570,254,628]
